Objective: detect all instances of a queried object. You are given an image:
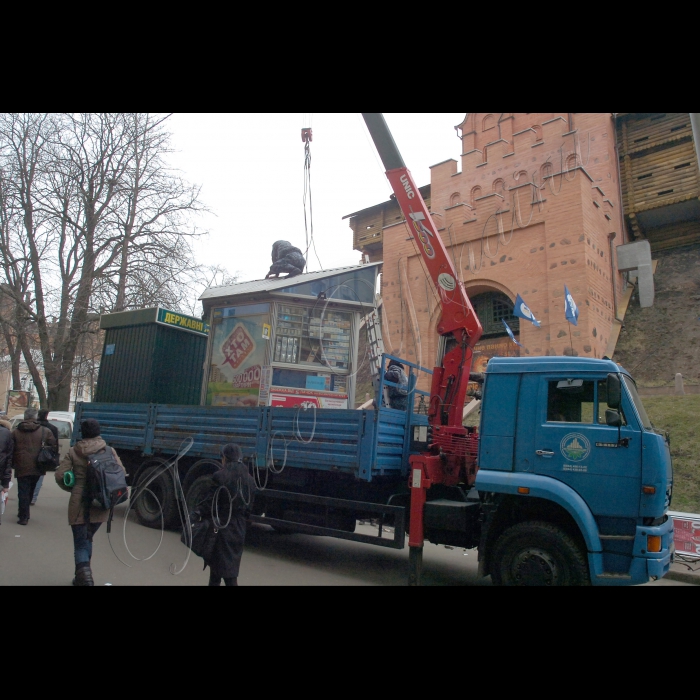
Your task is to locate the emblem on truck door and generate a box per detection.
[560,433,591,462]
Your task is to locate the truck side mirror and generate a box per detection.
[607,373,621,410]
[605,409,622,427]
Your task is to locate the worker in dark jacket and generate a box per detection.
[12,408,57,525]
[0,420,14,523]
[191,443,258,586]
[265,240,306,279]
[384,360,409,411]
[31,409,59,506]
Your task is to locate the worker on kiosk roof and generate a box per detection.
[265,240,306,279]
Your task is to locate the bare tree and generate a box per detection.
[182,263,240,317]
[108,113,206,312]
[0,113,206,410]
[0,115,51,403]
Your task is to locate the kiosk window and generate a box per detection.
[275,304,352,371]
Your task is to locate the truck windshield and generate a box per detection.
[622,376,652,431]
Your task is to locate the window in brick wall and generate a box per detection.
[472,291,519,337]
[470,186,482,206]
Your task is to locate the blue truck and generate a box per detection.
[74,114,674,585]
[75,352,674,585]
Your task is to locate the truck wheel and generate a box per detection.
[491,521,589,586]
[185,475,216,516]
[133,463,178,530]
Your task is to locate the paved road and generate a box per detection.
[0,474,688,586]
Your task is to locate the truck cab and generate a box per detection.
[475,356,674,585]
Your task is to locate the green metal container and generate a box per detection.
[95,308,209,405]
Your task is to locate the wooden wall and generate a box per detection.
[617,113,700,247]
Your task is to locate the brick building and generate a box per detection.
[346,113,628,387]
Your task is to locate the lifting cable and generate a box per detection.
[302,115,322,271]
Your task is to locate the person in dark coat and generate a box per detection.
[191,443,258,586]
[265,240,306,279]
[11,408,57,525]
[384,360,409,411]
[31,409,59,505]
[0,419,14,524]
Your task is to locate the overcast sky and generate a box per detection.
[166,113,466,283]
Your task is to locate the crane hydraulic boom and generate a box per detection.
[362,114,483,427]
[362,114,484,581]
[362,115,484,580]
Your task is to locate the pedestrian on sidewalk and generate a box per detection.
[55,418,126,586]
[11,408,57,526]
[0,418,13,525]
[31,409,59,506]
[190,443,258,586]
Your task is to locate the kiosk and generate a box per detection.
[199,263,381,409]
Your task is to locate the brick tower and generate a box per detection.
[350,113,627,382]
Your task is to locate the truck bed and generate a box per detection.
[74,402,428,482]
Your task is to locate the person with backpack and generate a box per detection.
[11,408,57,526]
[55,418,127,586]
[188,443,258,586]
[30,409,59,506]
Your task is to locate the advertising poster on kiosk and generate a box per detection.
[270,387,348,409]
[206,305,270,407]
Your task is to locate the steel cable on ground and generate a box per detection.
[113,437,194,575]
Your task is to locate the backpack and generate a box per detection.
[84,447,128,531]
[36,435,59,471]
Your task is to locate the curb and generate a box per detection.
[664,568,700,585]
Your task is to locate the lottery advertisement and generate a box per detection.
[270,386,348,409]
[671,512,700,559]
[206,310,269,407]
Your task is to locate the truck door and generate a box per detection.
[531,376,641,518]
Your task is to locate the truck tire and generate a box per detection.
[490,521,590,586]
[133,463,179,530]
[185,475,216,516]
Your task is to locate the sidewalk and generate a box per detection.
[664,560,700,585]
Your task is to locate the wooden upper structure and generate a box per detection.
[616,113,700,251]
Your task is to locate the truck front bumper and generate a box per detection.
[590,516,674,586]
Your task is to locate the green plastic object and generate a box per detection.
[63,470,75,488]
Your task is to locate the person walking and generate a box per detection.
[55,418,126,586]
[190,443,258,586]
[0,418,13,525]
[31,409,59,506]
[11,408,57,526]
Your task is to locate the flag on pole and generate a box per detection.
[564,285,579,326]
[513,294,541,327]
[502,320,522,347]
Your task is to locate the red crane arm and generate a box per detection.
[362,114,483,427]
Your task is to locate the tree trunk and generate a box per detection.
[47,381,72,411]
[114,235,130,312]
[19,332,47,408]
[1,322,21,389]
